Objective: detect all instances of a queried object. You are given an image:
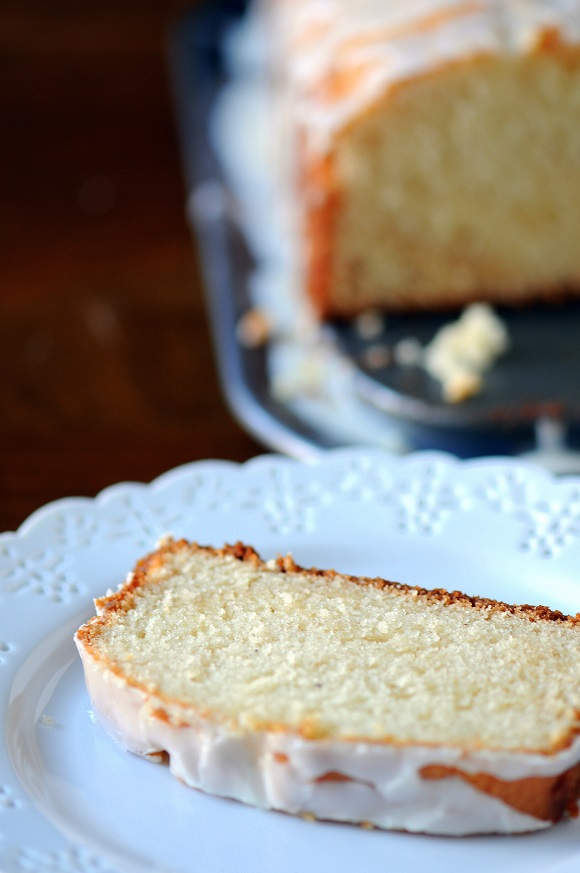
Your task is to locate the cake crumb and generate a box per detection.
[442,369,483,404]
[236,308,272,348]
[270,349,326,400]
[361,342,391,369]
[423,304,509,402]
[354,309,384,340]
[393,337,423,367]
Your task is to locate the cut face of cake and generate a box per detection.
[75,539,580,835]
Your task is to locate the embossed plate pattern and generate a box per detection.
[2,449,580,873]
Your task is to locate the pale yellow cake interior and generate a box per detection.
[86,547,580,753]
[329,52,580,312]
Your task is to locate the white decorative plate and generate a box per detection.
[2,448,580,873]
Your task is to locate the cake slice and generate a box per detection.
[264,0,580,317]
[75,538,580,835]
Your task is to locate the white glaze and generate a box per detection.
[75,638,580,835]
[266,0,580,156]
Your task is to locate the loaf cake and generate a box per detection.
[75,538,580,835]
[264,0,580,318]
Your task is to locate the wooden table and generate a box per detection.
[0,1,263,534]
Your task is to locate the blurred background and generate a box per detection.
[0,0,262,533]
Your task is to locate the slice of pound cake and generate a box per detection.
[74,539,580,835]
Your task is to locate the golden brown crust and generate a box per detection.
[79,537,580,634]
[268,542,579,626]
[420,762,580,823]
[304,152,338,318]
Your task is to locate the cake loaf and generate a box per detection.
[75,538,580,835]
[265,0,580,318]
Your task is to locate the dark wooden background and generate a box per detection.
[0,0,264,533]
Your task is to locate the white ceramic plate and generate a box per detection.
[2,448,580,873]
